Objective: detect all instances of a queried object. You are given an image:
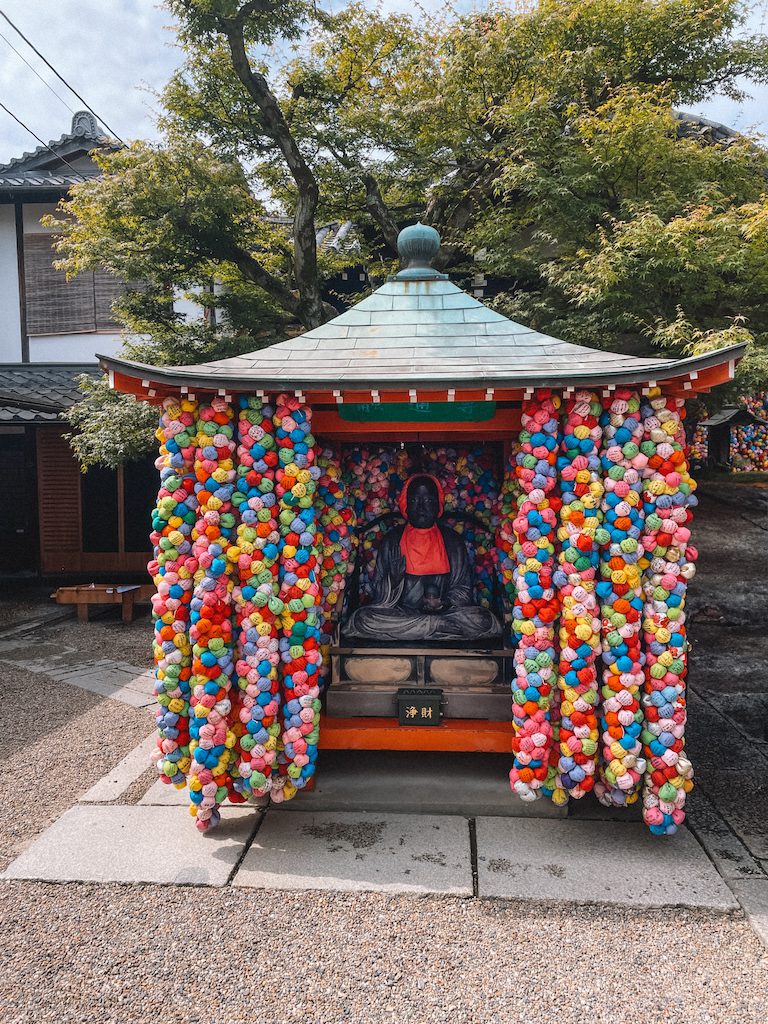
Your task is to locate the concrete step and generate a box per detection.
[275,749,568,818]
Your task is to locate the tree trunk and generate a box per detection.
[224,11,327,328]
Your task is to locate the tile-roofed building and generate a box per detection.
[696,402,768,467]
[0,110,119,198]
[0,362,100,424]
[0,360,157,579]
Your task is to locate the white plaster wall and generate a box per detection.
[11,205,200,364]
[22,203,61,232]
[0,206,22,362]
[29,333,124,363]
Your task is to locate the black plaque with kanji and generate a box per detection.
[396,688,443,726]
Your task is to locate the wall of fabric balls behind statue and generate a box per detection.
[731,392,768,470]
[149,387,697,838]
[343,443,501,610]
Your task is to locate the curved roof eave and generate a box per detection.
[98,342,746,394]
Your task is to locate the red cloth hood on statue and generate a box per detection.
[397,475,450,575]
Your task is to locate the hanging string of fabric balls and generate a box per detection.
[314,447,356,688]
[734,393,768,469]
[490,386,698,831]
[507,389,562,802]
[550,390,605,805]
[231,396,282,806]
[731,421,768,471]
[186,397,239,830]
[594,390,646,808]
[638,392,697,834]
[150,394,340,826]
[149,398,199,800]
[690,421,708,464]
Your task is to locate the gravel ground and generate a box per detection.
[0,600,52,628]
[0,664,155,872]
[43,614,154,668]
[0,883,765,1024]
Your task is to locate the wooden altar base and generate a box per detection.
[327,641,515,720]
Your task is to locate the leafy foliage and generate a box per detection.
[62,375,159,472]
[51,0,768,470]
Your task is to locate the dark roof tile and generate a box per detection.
[0,363,101,423]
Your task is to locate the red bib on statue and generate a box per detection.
[398,475,450,575]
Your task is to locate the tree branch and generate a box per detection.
[362,173,400,252]
[219,10,326,327]
[229,244,302,319]
[426,166,499,270]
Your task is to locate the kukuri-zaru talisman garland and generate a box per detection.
[149,398,199,792]
[186,398,239,830]
[638,389,697,834]
[508,390,562,803]
[101,222,743,834]
[273,393,323,801]
[231,396,282,803]
[551,391,604,805]
[594,390,647,808]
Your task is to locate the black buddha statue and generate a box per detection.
[345,474,502,642]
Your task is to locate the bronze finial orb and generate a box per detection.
[394,222,446,281]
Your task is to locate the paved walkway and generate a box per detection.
[0,628,156,709]
[1,614,767,950]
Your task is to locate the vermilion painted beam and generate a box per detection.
[318,714,515,753]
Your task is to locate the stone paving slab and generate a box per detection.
[0,649,157,706]
[3,656,71,673]
[704,691,768,747]
[139,779,272,812]
[234,811,472,895]
[80,733,158,803]
[0,608,74,643]
[1,806,261,886]
[276,750,567,819]
[730,880,768,949]
[695,776,768,862]
[63,678,157,708]
[46,668,157,707]
[139,779,193,806]
[475,817,738,910]
[685,788,766,881]
[48,664,144,685]
[48,666,140,684]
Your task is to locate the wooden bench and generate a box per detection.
[52,584,142,623]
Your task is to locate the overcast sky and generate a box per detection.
[1,0,767,164]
